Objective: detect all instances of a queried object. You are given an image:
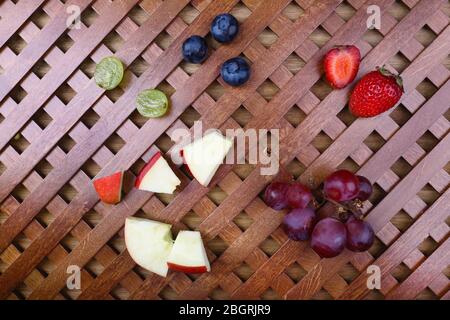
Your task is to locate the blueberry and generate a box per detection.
[211,13,239,43]
[182,35,208,64]
[221,57,250,86]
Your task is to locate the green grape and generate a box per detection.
[94,56,124,90]
[136,89,169,118]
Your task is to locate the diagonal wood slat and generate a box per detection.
[0,0,46,47]
[0,0,94,101]
[0,0,140,150]
[0,0,449,300]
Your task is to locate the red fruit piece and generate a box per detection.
[323,45,361,89]
[286,183,313,209]
[345,217,375,252]
[311,217,347,258]
[264,182,289,210]
[93,171,123,204]
[356,175,373,201]
[350,66,403,117]
[283,207,317,241]
[135,152,162,188]
[180,149,194,177]
[167,263,208,274]
[323,169,360,202]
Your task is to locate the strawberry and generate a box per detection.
[349,67,403,118]
[323,45,361,89]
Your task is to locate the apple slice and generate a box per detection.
[93,171,123,204]
[125,217,174,277]
[182,131,233,186]
[179,149,194,178]
[167,230,210,273]
[135,151,181,194]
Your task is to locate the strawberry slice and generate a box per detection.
[323,45,361,89]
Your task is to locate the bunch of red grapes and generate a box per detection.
[264,169,375,258]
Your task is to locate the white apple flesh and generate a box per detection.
[182,131,233,187]
[167,230,210,273]
[135,151,181,194]
[125,217,173,277]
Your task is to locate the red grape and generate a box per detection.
[264,182,289,210]
[282,207,317,241]
[286,183,313,209]
[356,175,373,201]
[323,169,360,202]
[345,217,374,252]
[311,217,347,258]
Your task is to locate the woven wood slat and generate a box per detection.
[0,0,449,300]
[0,0,46,48]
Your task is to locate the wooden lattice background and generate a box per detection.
[0,0,449,300]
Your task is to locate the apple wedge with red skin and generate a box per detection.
[181,131,233,187]
[93,171,124,204]
[135,151,181,194]
[167,230,210,273]
[179,149,194,178]
[124,217,210,277]
[125,217,174,277]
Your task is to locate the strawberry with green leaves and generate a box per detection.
[349,67,404,118]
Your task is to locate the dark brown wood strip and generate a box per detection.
[0,196,106,299]
[231,240,306,299]
[129,275,170,300]
[178,204,286,299]
[77,250,136,300]
[0,0,139,151]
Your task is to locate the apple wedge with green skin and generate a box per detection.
[167,230,210,273]
[181,131,233,187]
[93,171,124,204]
[125,217,174,277]
[135,151,181,194]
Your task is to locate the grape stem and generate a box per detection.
[322,196,363,219]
